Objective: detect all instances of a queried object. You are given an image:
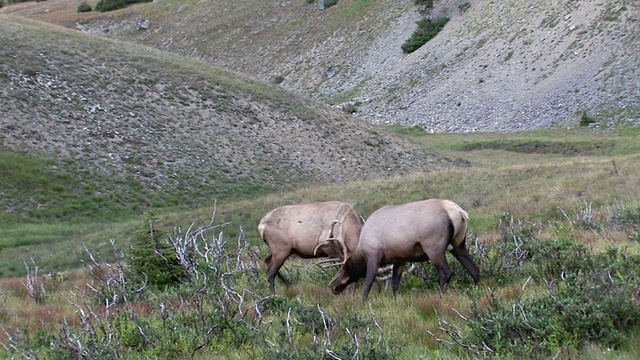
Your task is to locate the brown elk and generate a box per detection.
[258,201,363,292]
[330,199,480,301]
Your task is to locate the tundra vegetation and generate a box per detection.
[1,125,640,359]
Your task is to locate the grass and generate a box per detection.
[2,126,639,278]
[2,216,639,358]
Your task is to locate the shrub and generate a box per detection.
[579,110,597,126]
[324,0,338,8]
[342,101,361,114]
[401,16,450,53]
[95,0,126,11]
[452,233,640,358]
[459,2,471,13]
[129,214,186,288]
[77,1,92,12]
[414,0,433,8]
[468,270,640,357]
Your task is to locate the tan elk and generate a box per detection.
[330,199,480,301]
[258,201,363,292]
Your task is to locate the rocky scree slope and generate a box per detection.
[64,0,640,132]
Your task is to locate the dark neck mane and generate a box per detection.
[348,252,368,280]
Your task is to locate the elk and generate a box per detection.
[330,199,480,301]
[258,201,363,292]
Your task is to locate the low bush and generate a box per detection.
[77,1,92,12]
[94,0,151,12]
[0,215,397,358]
[440,219,640,358]
[324,0,338,8]
[414,0,433,6]
[94,0,125,11]
[3,212,640,358]
[580,110,597,126]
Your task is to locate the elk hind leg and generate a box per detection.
[430,255,453,295]
[450,242,480,285]
[391,263,405,297]
[265,252,290,292]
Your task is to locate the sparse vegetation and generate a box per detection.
[342,101,361,114]
[401,16,450,53]
[2,121,640,357]
[414,0,434,13]
[2,204,639,358]
[580,110,597,126]
[272,74,285,85]
[414,0,433,6]
[504,50,514,61]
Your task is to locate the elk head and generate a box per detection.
[329,256,366,294]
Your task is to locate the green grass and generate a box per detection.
[388,124,640,152]
[2,125,640,358]
[2,126,640,278]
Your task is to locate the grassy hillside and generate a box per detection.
[0,16,454,223]
[0,15,457,278]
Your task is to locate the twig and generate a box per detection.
[318,304,332,347]
[286,308,294,348]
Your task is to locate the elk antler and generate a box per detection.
[322,219,349,257]
[314,216,350,267]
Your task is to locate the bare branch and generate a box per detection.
[286,308,294,348]
[22,258,46,304]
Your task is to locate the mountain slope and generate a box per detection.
[3,0,637,132]
[46,0,639,132]
[0,16,456,220]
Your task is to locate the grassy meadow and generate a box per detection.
[1,125,640,359]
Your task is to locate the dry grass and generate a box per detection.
[0,274,80,343]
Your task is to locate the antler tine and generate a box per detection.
[313,242,325,257]
[315,217,349,264]
[315,257,343,267]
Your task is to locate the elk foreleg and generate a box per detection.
[362,252,384,302]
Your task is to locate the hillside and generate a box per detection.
[3,0,637,132]
[0,16,456,221]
